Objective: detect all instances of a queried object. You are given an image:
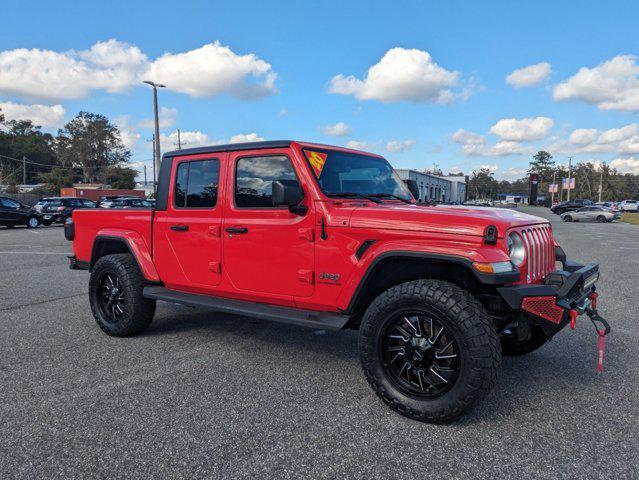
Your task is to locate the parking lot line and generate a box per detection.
[0,251,69,255]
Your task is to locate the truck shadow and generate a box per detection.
[144,304,618,425]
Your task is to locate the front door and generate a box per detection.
[153,155,224,292]
[0,197,21,224]
[222,151,315,298]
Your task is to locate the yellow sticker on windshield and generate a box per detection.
[305,150,327,178]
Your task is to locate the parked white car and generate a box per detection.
[619,200,638,212]
[561,206,619,223]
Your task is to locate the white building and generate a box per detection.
[395,169,467,203]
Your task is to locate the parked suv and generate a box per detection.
[550,199,593,215]
[618,200,638,212]
[0,196,40,228]
[34,197,97,225]
[66,140,609,423]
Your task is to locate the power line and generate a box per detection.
[0,153,153,171]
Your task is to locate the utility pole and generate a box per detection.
[566,157,573,201]
[598,163,604,203]
[551,170,556,204]
[144,165,147,186]
[177,129,182,150]
[143,81,166,184]
[22,156,26,186]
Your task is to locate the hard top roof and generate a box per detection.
[163,140,384,159]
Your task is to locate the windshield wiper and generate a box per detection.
[327,192,383,204]
[369,193,412,204]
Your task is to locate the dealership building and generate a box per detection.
[395,169,467,203]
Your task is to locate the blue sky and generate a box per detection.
[2,0,639,180]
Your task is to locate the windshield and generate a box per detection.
[303,149,411,201]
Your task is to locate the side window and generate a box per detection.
[2,198,20,208]
[174,159,220,208]
[235,155,297,208]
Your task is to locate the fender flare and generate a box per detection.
[342,251,520,314]
[91,230,160,282]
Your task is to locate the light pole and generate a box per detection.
[143,80,165,184]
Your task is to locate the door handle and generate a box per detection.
[225,226,248,234]
[170,225,189,232]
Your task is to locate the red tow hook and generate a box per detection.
[589,292,598,310]
[569,309,578,330]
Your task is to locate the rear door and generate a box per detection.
[222,151,315,298]
[153,154,225,292]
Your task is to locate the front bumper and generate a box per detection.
[497,259,601,335]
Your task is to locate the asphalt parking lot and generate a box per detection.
[1,208,638,479]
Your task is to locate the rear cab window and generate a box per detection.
[174,158,221,208]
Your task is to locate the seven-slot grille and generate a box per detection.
[518,224,555,283]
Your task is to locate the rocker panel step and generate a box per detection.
[143,285,351,331]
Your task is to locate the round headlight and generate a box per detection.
[508,232,525,266]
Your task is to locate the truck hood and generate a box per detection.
[348,204,548,237]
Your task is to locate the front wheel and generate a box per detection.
[359,280,501,423]
[26,216,40,228]
[563,215,573,222]
[596,215,606,223]
[89,253,156,336]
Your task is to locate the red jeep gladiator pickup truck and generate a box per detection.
[66,140,608,423]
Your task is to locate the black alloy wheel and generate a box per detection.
[381,312,460,398]
[96,272,127,323]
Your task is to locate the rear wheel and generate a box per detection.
[359,280,501,423]
[89,253,156,336]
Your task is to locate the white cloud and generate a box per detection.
[452,128,527,156]
[114,116,141,150]
[146,41,276,99]
[451,128,484,145]
[610,157,639,174]
[328,47,462,103]
[320,122,351,137]
[618,136,639,154]
[139,107,177,129]
[568,128,598,145]
[0,39,276,101]
[0,101,65,128]
[346,140,374,151]
[229,133,266,144]
[489,117,554,141]
[386,140,416,153]
[598,124,639,144]
[553,55,639,111]
[161,130,212,149]
[506,62,551,88]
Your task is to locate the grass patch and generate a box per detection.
[621,212,639,225]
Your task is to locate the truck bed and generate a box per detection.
[72,209,153,265]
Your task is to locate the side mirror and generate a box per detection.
[403,179,420,201]
[272,179,307,215]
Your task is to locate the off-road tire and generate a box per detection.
[501,327,549,356]
[359,279,501,423]
[89,253,156,336]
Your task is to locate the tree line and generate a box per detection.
[467,151,639,202]
[0,110,138,195]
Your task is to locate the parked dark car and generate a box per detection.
[550,199,593,215]
[99,197,153,209]
[0,196,40,228]
[33,197,97,225]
